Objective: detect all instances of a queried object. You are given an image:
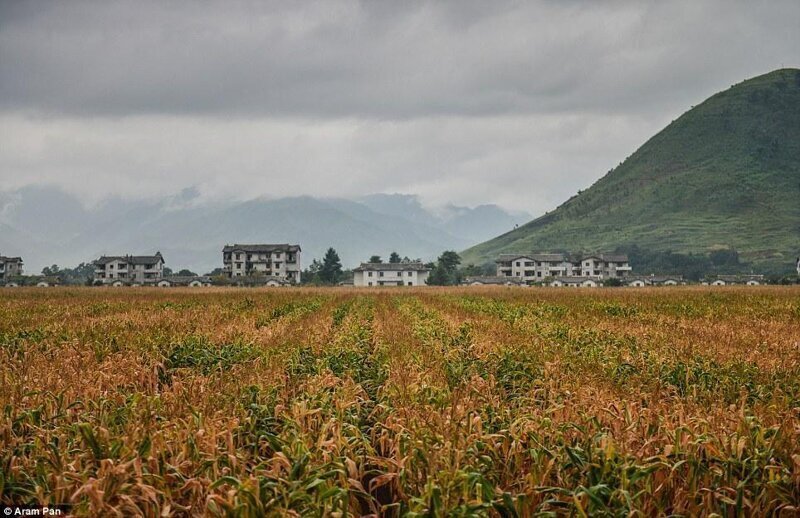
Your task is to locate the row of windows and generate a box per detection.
[107,263,158,270]
[512,261,627,268]
[366,271,414,277]
[228,253,289,261]
[367,281,414,286]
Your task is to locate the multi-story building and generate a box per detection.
[222,244,301,284]
[576,254,633,278]
[496,252,631,284]
[353,262,430,287]
[0,254,24,282]
[93,252,165,285]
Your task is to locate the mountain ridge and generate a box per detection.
[461,68,800,273]
[0,187,528,273]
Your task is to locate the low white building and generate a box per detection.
[94,252,165,285]
[462,276,526,287]
[710,274,764,286]
[549,277,599,288]
[626,275,684,287]
[157,276,212,287]
[353,262,430,287]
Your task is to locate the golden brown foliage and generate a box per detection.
[1,286,799,516]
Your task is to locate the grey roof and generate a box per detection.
[0,256,23,263]
[353,262,430,272]
[162,275,211,285]
[551,276,598,284]
[463,276,525,285]
[628,275,683,283]
[223,244,301,253]
[496,253,568,263]
[715,274,764,282]
[234,275,292,285]
[95,252,164,265]
[498,252,628,263]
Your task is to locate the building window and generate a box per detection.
[368,272,373,277]
[379,272,384,277]
[407,271,412,276]
[397,272,401,277]
[368,282,372,286]
[407,282,412,286]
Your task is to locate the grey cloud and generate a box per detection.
[0,0,798,216]
[1,1,798,118]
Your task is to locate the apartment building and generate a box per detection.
[0,254,23,282]
[496,252,631,283]
[93,252,165,285]
[576,254,633,278]
[353,262,430,287]
[222,244,301,283]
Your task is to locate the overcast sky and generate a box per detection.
[1,0,798,214]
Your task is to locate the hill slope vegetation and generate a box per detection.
[462,69,800,273]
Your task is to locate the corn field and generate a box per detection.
[1,287,799,516]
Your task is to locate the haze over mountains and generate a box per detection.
[0,187,528,273]
[463,69,800,273]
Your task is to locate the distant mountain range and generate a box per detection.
[462,68,800,273]
[0,187,529,273]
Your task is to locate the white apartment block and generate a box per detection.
[0,254,23,282]
[94,252,165,285]
[222,244,301,284]
[496,252,632,284]
[353,262,430,287]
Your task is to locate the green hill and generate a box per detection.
[462,68,800,273]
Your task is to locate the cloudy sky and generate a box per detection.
[1,0,798,214]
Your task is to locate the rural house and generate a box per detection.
[0,254,23,282]
[462,276,526,286]
[93,252,165,286]
[626,275,684,287]
[709,274,764,286]
[495,252,631,284]
[548,277,599,288]
[157,275,213,287]
[353,262,430,287]
[222,244,301,284]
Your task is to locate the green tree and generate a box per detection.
[439,251,461,272]
[176,269,197,276]
[320,248,343,284]
[389,252,401,263]
[369,255,382,264]
[41,264,60,276]
[426,251,462,286]
[300,259,323,285]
